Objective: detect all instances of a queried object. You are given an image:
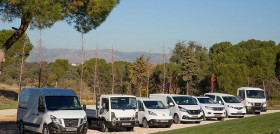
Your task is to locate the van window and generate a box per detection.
[239,90,245,100]
[216,96,223,104]
[102,98,109,111]
[45,96,82,110]
[137,101,144,111]
[167,96,174,105]
[207,95,215,100]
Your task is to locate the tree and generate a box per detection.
[181,46,197,95]
[129,55,149,97]
[50,59,69,88]
[170,41,187,64]
[0,30,33,69]
[0,0,119,71]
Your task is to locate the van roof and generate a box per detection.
[204,93,234,97]
[238,87,264,91]
[22,88,77,96]
[101,94,136,98]
[192,96,210,99]
[150,94,192,97]
[136,97,160,101]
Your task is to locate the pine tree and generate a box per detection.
[181,47,197,95]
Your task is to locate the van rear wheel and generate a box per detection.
[42,124,49,134]
[19,122,25,134]
[126,127,134,131]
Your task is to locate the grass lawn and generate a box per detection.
[154,112,280,134]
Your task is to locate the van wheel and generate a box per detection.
[255,112,260,115]
[165,125,171,128]
[19,122,25,134]
[194,121,200,124]
[100,120,108,132]
[42,124,49,134]
[142,118,149,128]
[217,118,224,121]
[203,112,207,121]
[126,127,134,131]
[174,114,180,124]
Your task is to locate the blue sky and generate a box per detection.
[1,0,280,53]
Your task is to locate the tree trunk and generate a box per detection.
[0,14,30,74]
[262,80,265,91]
[186,82,189,95]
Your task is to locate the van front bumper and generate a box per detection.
[106,120,139,128]
[47,122,88,134]
[246,106,267,113]
[147,119,173,126]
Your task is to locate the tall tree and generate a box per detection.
[170,41,187,64]
[129,55,149,97]
[0,0,119,71]
[50,59,69,88]
[181,46,197,95]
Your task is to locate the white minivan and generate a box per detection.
[150,94,203,124]
[192,96,226,121]
[204,93,246,118]
[136,97,173,128]
[17,88,87,134]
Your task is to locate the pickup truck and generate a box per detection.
[86,94,139,132]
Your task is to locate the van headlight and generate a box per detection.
[178,106,188,112]
[148,111,157,116]
[227,105,233,108]
[81,116,87,124]
[205,106,213,110]
[50,115,62,125]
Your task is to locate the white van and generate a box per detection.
[17,88,87,134]
[237,87,267,114]
[192,96,226,121]
[150,94,203,124]
[136,97,173,128]
[204,93,246,118]
[86,94,138,132]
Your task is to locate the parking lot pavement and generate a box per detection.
[0,109,279,134]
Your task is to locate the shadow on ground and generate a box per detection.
[0,89,18,101]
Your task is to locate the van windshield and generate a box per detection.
[143,101,166,109]
[246,90,265,99]
[111,97,137,109]
[45,96,82,110]
[197,98,215,104]
[172,96,197,105]
[222,96,240,103]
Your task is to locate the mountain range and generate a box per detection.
[26,48,171,64]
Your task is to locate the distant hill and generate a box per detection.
[26,48,171,64]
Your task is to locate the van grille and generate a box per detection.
[64,119,79,127]
[189,110,200,115]
[120,117,132,121]
[254,103,261,107]
[213,107,223,111]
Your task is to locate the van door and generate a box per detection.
[137,101,145,124]
[100,98,110,121]
[24,91,39,132]
[33,96,46,133]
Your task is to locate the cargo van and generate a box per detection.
[150,94,203,124]
[204,93,246,118]
[17,88,87,134]
[237,87,267,114]
[136,97,173,128]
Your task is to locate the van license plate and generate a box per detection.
[237,111,242,113]
[122,123,131,126]
[66,128,77,131]
[160,120,168,122]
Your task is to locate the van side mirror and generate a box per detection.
[38,105,45,112]
[83,105,86,111]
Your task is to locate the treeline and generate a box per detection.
[1,39,280,100]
